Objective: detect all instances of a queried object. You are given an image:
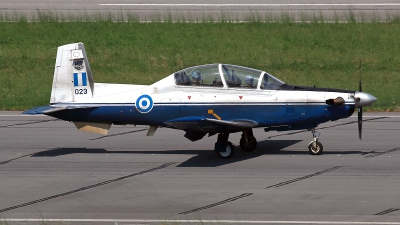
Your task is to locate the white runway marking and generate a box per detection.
[99,3,400,6]
[3,219,400,224]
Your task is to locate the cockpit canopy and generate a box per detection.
[174,64,284,90]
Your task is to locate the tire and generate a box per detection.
[239,136,257,152]
[217,142,234,159]
[308,141,323,155]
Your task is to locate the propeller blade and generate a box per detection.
[358,58,362,140]
[359,59,362,92]
[358,107,362,140]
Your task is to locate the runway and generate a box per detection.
[0,111,399,224]
[1,0,400,20]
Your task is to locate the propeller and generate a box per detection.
[358,59,362,140]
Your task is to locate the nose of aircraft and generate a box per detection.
[354,92,377,108]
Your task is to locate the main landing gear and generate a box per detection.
[214,133,234,159]
[308,129,323,155]
[214,129,258,159]
[240,129,257,152]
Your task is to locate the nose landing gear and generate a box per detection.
[308,129,323,155]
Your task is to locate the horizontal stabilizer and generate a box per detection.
[23,105,99,115]
[73,122,111,135]
[22,105,52,115]
[22,105,70,115]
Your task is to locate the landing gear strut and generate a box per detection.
[308,129,323,155]
[240,129,257,152]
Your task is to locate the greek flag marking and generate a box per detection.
[73,73,87,87]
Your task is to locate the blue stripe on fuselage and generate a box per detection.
[45,103,354,132]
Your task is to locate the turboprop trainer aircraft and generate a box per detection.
[24,43,377,159]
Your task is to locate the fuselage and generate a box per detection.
[47,70,356,133]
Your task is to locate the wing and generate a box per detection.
[166,116,258,133]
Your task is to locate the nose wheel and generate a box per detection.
[308,129,323,155]
[308,141,323,155]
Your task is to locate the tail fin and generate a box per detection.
[50,43,95,103]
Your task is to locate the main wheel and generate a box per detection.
[240,136,257,152]
[217,141,234,159]
[308,141,323,155]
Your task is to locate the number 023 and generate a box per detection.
[74,89,88,95]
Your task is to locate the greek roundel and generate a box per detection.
[135,95,154,113]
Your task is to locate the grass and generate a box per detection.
[0,11,399,111]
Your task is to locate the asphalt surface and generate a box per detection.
[1,0,400,20]
[0,111,399,224]
[1,1,399,224]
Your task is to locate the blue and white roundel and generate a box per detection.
[135,95,154,113]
